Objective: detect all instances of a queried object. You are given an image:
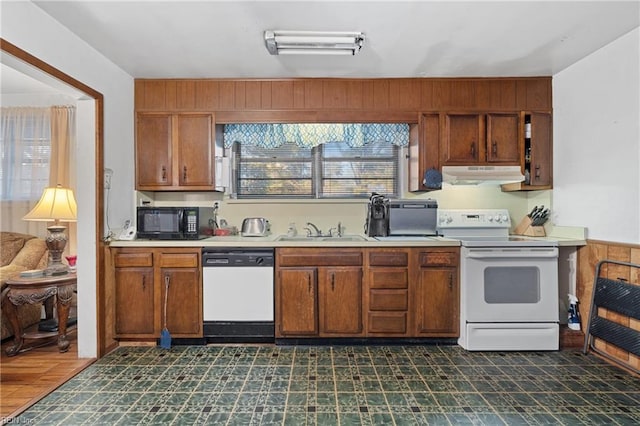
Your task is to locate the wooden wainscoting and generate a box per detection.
[577,240,640,372]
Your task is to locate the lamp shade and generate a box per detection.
[23,185,77,222]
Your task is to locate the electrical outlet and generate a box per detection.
[104,168,113,189]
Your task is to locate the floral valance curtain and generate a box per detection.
[223,123,409,148]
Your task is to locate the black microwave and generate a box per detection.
[136,207,215,240]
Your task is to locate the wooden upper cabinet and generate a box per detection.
[409,114,439,192]
[136,113,172,188]
[136,112,215,191]
[486,113,520,163]
[529,112,552,187]
[442,113,485,164]
[176,114,214,187]
[441,112,519,165]
[502,111,553,192]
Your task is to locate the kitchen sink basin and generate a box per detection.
[276,235,368,242]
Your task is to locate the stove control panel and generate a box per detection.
[437,209,511,229]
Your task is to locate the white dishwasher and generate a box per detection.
[202,248,274,342]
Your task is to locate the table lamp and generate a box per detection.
[23,184,77,276]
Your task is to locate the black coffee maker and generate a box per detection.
[365,193,389,237]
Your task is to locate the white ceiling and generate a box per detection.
[2,1,639,95]
[29,0,639,80]
[0,64,64,94]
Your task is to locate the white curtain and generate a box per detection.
[0,106,76,242]
[0,107,50,236]
[50,106,77,254]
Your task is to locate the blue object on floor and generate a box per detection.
[160,275,171,349]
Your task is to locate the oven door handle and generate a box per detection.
[465,248,558,259]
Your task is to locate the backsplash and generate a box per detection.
[137,187,552,236]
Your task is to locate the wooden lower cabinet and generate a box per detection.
[113,247,202,339]
[319,267,363,334]
[366,248,410,336]
[276,248,363,338]
[160,267,201,336]
[275,246,460,340]
[277,268,318,336]
[413,249,459,337]
[114,266,154,336]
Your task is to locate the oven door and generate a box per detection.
[461,246,559,322]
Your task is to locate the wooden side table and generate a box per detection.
[1,273,77,356]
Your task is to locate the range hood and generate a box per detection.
[441,165,525,186]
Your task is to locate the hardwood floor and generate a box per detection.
[0,332,95,421]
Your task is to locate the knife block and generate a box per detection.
[514,216,546,237]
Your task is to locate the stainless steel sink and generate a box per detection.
[276,235,368,242]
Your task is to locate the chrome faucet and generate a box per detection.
[328,222,343,237]
[305,222,322,237]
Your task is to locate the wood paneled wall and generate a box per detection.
[135,77,551,123]
[577,240,640,372]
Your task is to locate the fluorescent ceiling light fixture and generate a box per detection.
[265,30,365,56]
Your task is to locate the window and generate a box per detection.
[320,142,398,197]
[234,142,313,197]
[233,140,400,199]
[0,109,51,201]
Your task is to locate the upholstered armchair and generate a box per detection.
[1,232,48,340]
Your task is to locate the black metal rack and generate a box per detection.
[583,260,640,374]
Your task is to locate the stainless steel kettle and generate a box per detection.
[241,217,270,236]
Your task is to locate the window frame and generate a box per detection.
[232,141,401,199]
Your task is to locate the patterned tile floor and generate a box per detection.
[13,345,640,425]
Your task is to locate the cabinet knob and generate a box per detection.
[308,274,311,293]
[492,141,497,155]
[142,275,146,290]
[183,166,187,182]
[161,166,167,181]
[470,142,476,157]
[535,164,541,179]
[331,273,335,291]
[449,273,453,290]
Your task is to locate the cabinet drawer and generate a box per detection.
[369,290,407,311]
[419,252,458,267]
[368,312,407,334]
[368,251,408,267]
[158,252,199,268]
[369,269,408,289]
[278,249,362,267]
[114,251,153,267]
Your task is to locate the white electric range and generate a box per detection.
[438,209,560,351]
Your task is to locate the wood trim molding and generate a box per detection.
[1,38,111,358]
[135,77,553,113]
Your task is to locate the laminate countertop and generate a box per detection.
[109,234,585,248]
